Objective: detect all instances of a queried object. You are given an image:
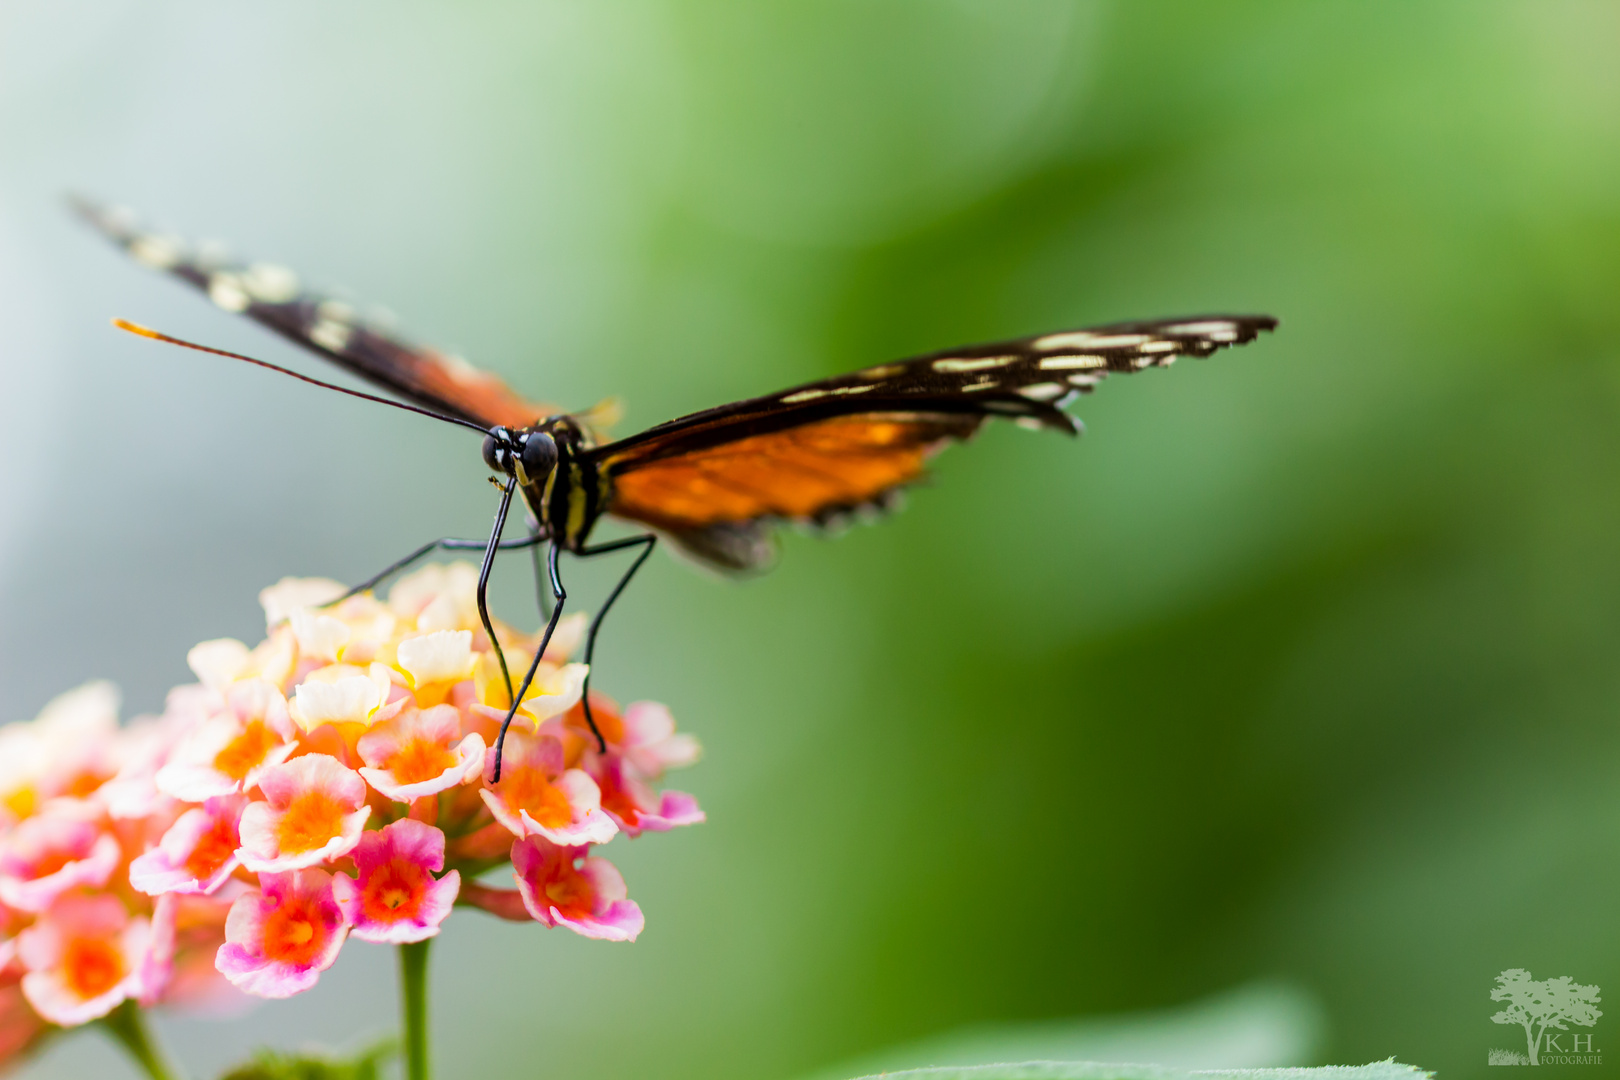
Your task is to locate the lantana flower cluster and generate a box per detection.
[0,561,701,1049]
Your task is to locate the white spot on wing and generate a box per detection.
[1137,340,1178,353]
[781,389,827,404]
[317,299,356,323]
[130,234,184,270]
[1014,417,1046,431]
[859,364,904,380]
[207,273,250,312]
[1067,373,1100,386]
[932,355,1017,373]
[310,318,353,353]
[1018,382,1067,401]
[1035,331,1150,351]
[962,380,998,392]
[1083,334,1150,349]
[830,384,875,395]
[1162,320,1236,335]
[243,263,300,304]
[1039,354,1108,371]
[1034,331,1093,350]
[1209,330,1238,342]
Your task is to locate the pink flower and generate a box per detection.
[129,797,245,896]
[0,807,121,913]
[16,894,151,1025]
[331,820,459,944]
[593,758,705,838]
[355,706,484,802]
[0,978,48,1067]
[138,893,178,1005]
[479,733,617,846]
[215,870,347,998]
[563,698,700,780]
[510,837,643,942]
[237,755,370,873]
[146,893,249,1015]
[94,710,190,821]
[155,680,296,801]
[617,701,702,779]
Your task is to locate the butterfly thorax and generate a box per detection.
[483,416,605,550]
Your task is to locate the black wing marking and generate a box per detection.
[73,197,558,430]
[593,314,1277,470]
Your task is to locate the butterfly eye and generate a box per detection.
[518,431,558,485]
[482,427,514,473]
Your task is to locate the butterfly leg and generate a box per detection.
[492,540,569,783]
[569,534,658,754]
[530,528,554,621]
[326,533,544,606]
[475,476,522,707]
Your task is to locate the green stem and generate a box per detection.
[99,1000,183,1080]
[398,939,433,1080]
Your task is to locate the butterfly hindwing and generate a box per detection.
[593,315,1276,569]
[74,198,556,430]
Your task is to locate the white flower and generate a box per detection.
[396,631,476,687]
[518,662,589,728]
[258,577,346,629]
[290,663,396,731]
[186,639,251,691]
[389,563,480,632]
[289,609,351,663]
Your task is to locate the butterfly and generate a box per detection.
[74,198,1277,775]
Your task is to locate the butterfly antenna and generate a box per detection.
[112,319,491,435]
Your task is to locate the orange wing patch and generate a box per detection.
[606,414,979,530]
[402,347,553,431]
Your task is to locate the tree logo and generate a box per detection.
[1490,968,1602,1066]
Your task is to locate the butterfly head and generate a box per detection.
[481,416,591,488]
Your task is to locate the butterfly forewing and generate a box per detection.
[592,314,1276,568]
[74,198,557,430]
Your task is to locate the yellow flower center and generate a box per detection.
[276,791,346,854]
[64,770,109,799]
[214,720,279,782]
[544,871,591,918]
[499,768,571,829]
[362,858,426,923]
[62,936,124,1000]
[3,786,37,820]
[383,739,457,785]
[263,904,325,965]
[184,814,240,881]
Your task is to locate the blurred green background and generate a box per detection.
[3,2,1619,1077]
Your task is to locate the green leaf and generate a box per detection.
[841,1061,1432,1080]
[796,982,1324,1080]
[215,1039,396,1080]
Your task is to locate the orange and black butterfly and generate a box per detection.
[76,199,1276,773]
